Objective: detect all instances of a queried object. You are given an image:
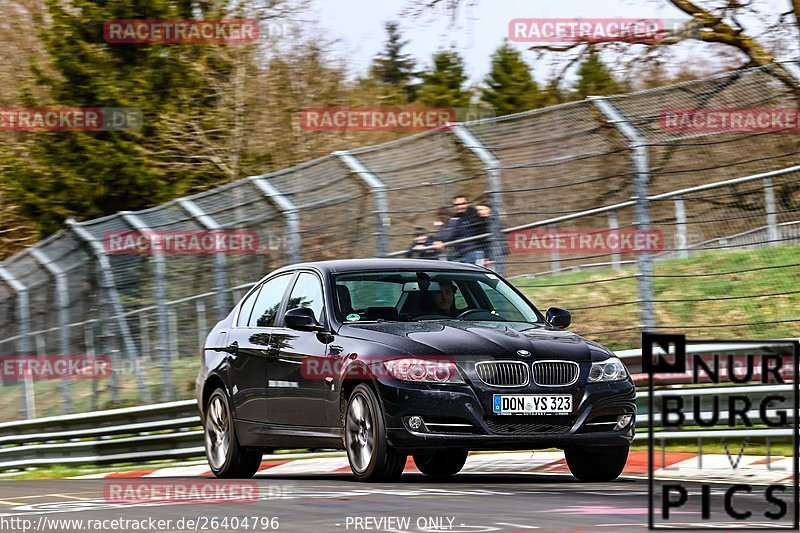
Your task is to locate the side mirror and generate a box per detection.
[284,307,324,331]
[546,307,571,329]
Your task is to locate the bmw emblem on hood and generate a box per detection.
[517,349,531,357]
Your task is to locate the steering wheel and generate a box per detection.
[456,308,493,319]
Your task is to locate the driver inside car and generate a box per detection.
[420,281,459,317]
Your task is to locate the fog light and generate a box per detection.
[408,416,424,430]
[615,414,632,430]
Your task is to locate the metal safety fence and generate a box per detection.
[1,60,800,419]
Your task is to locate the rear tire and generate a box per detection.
[414,449,468,478]
[565,445,629,482]
[345,384,407,482]
[204,388,263,478]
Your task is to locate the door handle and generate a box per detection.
[227,341,239,355]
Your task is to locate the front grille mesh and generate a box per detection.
[475,361,528,387]
[532,361,579,386]
[485,416,574,435]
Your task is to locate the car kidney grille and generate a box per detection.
[532,361,579,386]
[475,361,528,387]
[484,416,574,435]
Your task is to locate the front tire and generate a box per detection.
[204,388,262,478]
[565,445,629,482]
[345,384,407,482]
[414,449,468,478]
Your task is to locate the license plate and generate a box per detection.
[492,394,572,415]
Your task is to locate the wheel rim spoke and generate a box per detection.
[205,396,230,470]
[346,394,374,473]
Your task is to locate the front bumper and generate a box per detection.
[375,377,636,451]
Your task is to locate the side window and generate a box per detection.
[286,272,324,323]
[249,274,292,328]
[236,286,261,327]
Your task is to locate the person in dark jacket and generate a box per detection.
[441,195,485,265]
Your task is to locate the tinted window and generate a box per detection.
[286,272,324,323]
[236,285,261,326]
[249,274,292,328]
[332,270,541,324]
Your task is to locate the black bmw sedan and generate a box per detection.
[196,259,635,482]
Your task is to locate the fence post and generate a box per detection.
[590,96,656,332]
[82,322,99,411]
[333,150,390,257]
[120,212,173,401]
[29,248,73,414]
[250,176,302,264]
[176,199,229,321]
[165,306,178,360]
[139,312,150,361]
[451,124,506,276]
[608,211,621,269]
[548,224,560,274]
[196,298,207,349]
[65,218,151,403]
[674,197,689,259]
[0,265,34,418]
[763,178,781,246]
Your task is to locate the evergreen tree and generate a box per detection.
[369,21,418,102]
[480,41,542,116]
[4,0,255,234]
[418,49,471,108]
[574,50,621,98]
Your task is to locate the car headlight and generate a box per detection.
[587,356,628,383]
[382,358,464,383]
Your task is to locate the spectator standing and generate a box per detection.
[441,195,485,265]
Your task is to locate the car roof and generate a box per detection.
[272,258,488,275]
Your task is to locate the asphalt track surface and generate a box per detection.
[0,472,794,532]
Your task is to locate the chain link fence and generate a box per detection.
[1,61,799,419]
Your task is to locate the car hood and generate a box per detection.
[340,321,610,362]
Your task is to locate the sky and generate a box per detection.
[307,0,691,84]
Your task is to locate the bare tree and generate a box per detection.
[405,0,800,88]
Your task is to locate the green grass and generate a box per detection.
[514,243,800,351]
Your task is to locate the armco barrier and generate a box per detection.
[0,399,202,470]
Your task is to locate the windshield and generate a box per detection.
[332,270,542,325]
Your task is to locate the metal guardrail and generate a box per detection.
[0,400,201,471]
[0,341,796,470]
